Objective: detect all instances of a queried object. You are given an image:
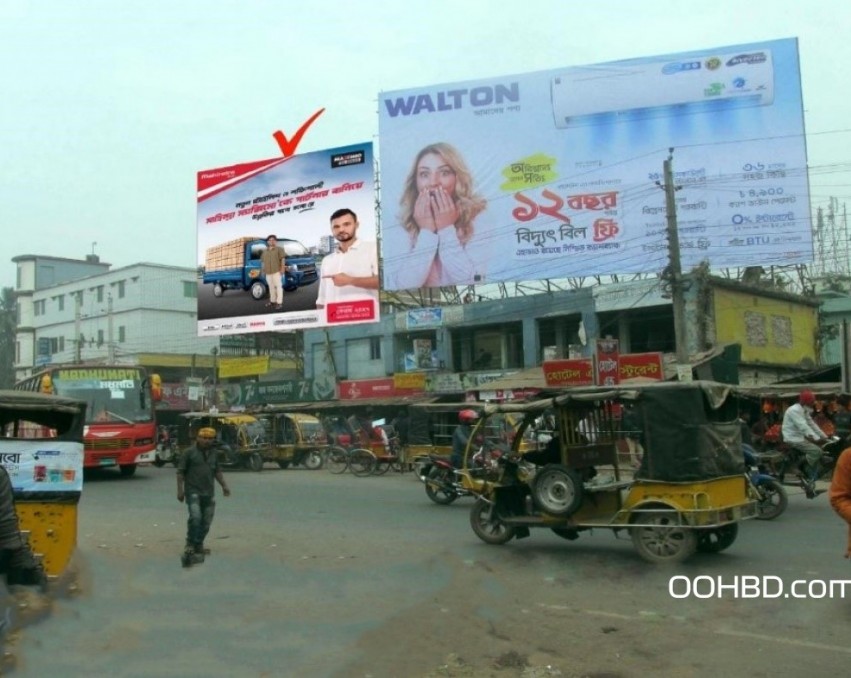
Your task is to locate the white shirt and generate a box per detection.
[316,240,379,307]
[781,403,825,444]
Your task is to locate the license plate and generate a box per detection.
[99,458,116,466]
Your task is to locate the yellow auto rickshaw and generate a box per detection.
[180,412,267,471]
[468,381,757,564]
[253,411,328,470]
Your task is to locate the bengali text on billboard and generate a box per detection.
[196,143,379,337]
[378,38,810,289]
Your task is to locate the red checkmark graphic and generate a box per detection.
[272,108,325,157]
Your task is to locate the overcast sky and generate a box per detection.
[2,0,849,290]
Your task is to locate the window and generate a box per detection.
[57,295,64,311]
[97,329,104,347]
[96,286,104,302]
[34,300,45,316]
[370,336,381,360]
[117,280,125,298]
[118,326,126,343]
[183,281,197,298]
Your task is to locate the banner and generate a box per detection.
[338,378,423,400]
[0,440,83,494]
[596,338,620,386]
[379,39,810,289]
[619,352,665,381]
[196,143,379,336]
[543,359,594,387]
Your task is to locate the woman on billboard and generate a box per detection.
[390,142,488,289]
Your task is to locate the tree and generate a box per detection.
[0,287,16,389]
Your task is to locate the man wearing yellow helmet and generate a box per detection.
[177,426,231,566]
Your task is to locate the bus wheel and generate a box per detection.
[119,464,137,478]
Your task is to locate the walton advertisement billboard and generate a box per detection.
[196,143,379,337]
[378,38,810,290]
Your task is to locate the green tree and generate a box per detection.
[0,287,16,389]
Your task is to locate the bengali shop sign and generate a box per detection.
[338,378,424,400]
[543,359,594,387]
[544,352,665,387]
[379,38,810,289]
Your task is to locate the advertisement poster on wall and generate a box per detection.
[378,38,810,290]
[196,143,379,337]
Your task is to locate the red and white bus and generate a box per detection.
[15,366,162,477]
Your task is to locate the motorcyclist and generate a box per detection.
[781,389,830,498]
[451,409,479,468]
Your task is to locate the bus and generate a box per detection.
[15,366,162,477]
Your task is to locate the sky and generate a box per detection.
[2,0,850,291]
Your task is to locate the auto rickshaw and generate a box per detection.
[179,412,267,471]
[0,390,86,584]
[252,411,327,470]
[468,381,758,564]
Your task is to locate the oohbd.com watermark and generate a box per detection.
[669,576,851,599]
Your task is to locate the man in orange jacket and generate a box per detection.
[829,447,851,558]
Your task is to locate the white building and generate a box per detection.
[13,255,217,381]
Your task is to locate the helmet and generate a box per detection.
[799,390,816,407]
[197,427,217,440]
[458,409,479,424]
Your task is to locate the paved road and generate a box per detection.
[6,466,851,677]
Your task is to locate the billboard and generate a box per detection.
[378,38,810,290]
[196,143,379,336]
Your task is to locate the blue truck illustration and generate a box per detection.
[202,236,318,300]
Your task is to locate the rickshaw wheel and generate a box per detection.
[349,449,377,477]
[277,460,291,469]
[425,466,458,505]
[696,523,739,553]
[246,453,264,472]
[303,450,324,471]
[325,447,349,474]
[630,509,698,564]
[470,497,516,545]
[531,465,583,516]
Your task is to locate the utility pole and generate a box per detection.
[660,151,690,367]
[107,294,115,363]
[74,294,82,363]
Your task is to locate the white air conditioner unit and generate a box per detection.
[551,49,774,128]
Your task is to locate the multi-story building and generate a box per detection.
[10,252,826,410]
[12,255,218,381]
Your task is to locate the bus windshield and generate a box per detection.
[52,367,153,425]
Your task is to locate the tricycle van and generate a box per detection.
[179,412,267,471]
[252,411,327,470]
[468,381,757,564]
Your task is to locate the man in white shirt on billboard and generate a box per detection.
[316,208,379,318]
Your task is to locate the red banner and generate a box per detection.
[618,352,664,381]
[338,378,423,400]
[543,359,593,387]
[595,338,620,386]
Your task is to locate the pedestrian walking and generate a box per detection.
[177,426,231,566]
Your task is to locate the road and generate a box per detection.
[5,465,851,677]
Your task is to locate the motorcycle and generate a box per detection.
[418,441,508,505]
[743,444,787,520]
[154,425,179,467]
[766,434,846,493]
